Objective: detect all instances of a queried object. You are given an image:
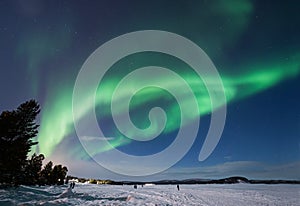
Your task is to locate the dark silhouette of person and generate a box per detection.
[70,182,75,189]
[177,184,180,191]
[134,184,137,189]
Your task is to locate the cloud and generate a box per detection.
[80,136,114,141]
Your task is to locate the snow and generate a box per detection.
[0,183,299,205]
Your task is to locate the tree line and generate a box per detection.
[0,100,68,187]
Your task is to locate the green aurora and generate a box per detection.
[36,53,300,158]
[13,0,298,160]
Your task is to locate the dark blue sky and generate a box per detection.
[0,0,299,180]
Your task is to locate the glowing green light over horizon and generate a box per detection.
[37,55,300,158]
[20,0,257,158]
[23,0,298,159]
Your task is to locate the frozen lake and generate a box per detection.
[0,183,299,205]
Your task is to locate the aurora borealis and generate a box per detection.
[38,53,300,158]
[1,0,299,179]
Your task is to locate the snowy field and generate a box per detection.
[0,183,299,205]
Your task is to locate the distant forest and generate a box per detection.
[0,100,68,187]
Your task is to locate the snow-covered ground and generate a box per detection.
[0,183,299,205]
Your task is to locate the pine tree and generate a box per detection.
[0,100,68,186]
[39,161,68,185]
[0,100,40,185]
[22,153,45,185]
[40,161,53,185]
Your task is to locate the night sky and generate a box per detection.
[0,0,299,180]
